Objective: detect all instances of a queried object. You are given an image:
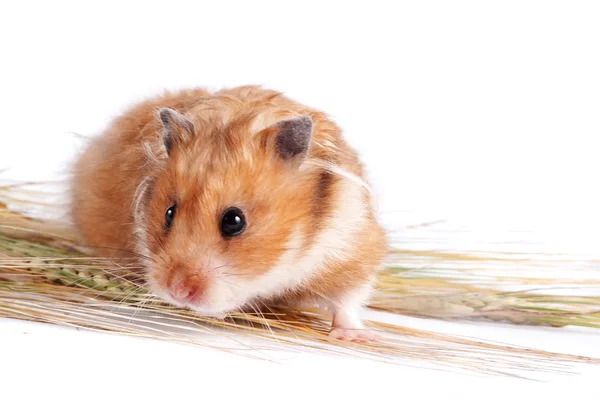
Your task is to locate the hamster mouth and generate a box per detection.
[181,301,236,320]
[159,291,239,319]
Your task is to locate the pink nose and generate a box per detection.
[168,275,205,303]
[166,267,206,304]
[170,284,198,302]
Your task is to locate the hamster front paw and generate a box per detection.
[328,300,379,343]
[329,327,379,343]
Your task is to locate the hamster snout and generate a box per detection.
[152,253,242,315]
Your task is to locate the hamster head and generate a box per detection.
[138,107,335,316]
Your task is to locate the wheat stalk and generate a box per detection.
[371,253,600,328]
[1,181,599,378]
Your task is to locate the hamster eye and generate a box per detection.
[165,204,176,229]
[220,207,246,237]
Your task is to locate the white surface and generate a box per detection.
[1,1,600,398]
[1,315,600,399]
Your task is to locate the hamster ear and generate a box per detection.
[158,108,195,155]
[266,115,313,162]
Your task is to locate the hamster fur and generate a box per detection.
[70,85,388,342]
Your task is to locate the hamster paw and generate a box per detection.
[329,328,380,343]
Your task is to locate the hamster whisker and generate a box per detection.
[219,277,243,290]
[71,244,154,262]
[235,308,258,330]
[255,300,297,336]
[114,288,147,306]
[210,264,230,272]
[248,301,277,339]
[129,296,151,320]
[220,272,253,278]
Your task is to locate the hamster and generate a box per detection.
[69,86,388,342]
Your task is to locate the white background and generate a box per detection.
[1,1,599,399]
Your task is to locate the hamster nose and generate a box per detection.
[168,274,205,303]
[171,285,196,302]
